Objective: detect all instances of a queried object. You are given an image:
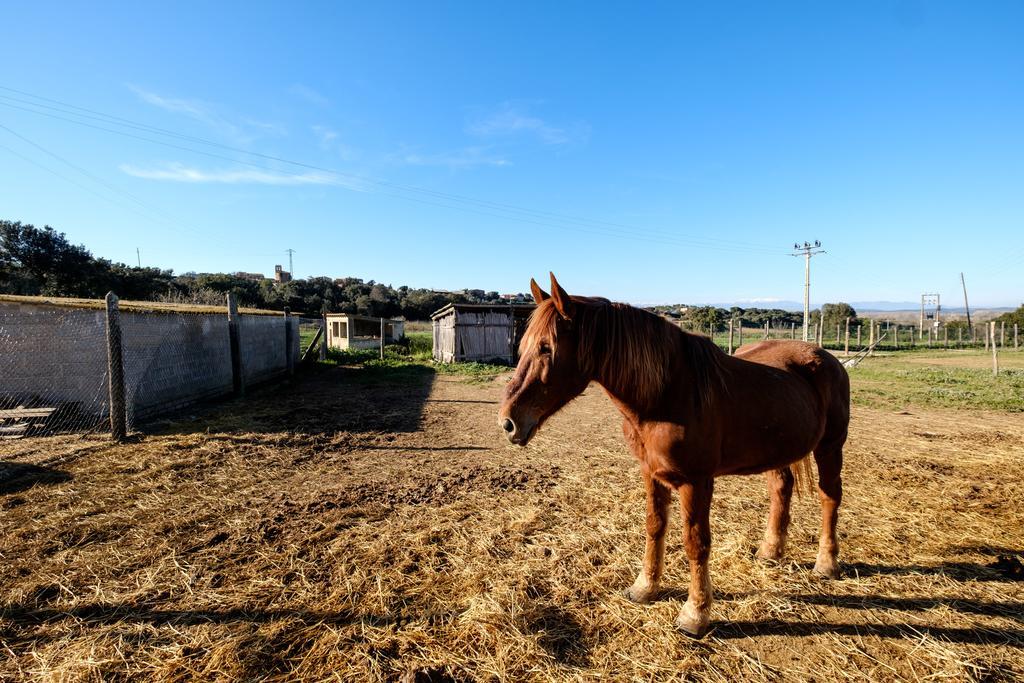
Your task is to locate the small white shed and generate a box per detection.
[325,313,404,350]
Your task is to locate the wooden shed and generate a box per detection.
[325,313,405,351]
[430,303,535,364]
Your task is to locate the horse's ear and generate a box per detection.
[530,278,549,304]
[549,272,575,321]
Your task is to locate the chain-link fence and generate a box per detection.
[0,295,299,440]
[1,303,111,436]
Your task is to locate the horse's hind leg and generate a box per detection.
[625,470,672,603]
[756,467,794,561]
[812,445,843,579]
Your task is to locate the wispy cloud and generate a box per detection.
[127,85,281,145]
[128,85,207,118]
[289,83,329,106]
[120,162,368,191]
[311,125,357,160]
[467,103,586,145]
[395,146,510,169]
[312,125,338,147]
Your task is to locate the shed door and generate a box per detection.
[456,311,513,362]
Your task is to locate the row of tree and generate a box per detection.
[660,303,859,333]
[12,219,1009,327]
[0,220,524,319]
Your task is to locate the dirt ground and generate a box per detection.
[2,362,1023,681]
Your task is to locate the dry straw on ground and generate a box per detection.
[2,360,1023,681]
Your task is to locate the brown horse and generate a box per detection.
[498,273,850,637]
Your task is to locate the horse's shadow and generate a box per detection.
[711,620,1024,645]
[520,603,590,667]
[0,462,71,495]
[837,558,1023,582]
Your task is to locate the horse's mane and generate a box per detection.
[522,297,726,413]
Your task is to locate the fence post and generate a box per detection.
[320,314,328,360]
[1016,323,1019,351]
[728,319,734,355]
[894,324,899,350]
[957,326,962,348]
[843,317,850,356]
[991,321,999,376]
[104,292,127,442]
[284,307,294,377]
[227,293,244,397]
[984,325,989,351]
[764,320,769,340]
[1001,321,1006,348]
[380,317,385,360]
[738,322,743,348]
[791,322,795,340]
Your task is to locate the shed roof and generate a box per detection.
[429,302,536,320]
[324,312,405,323]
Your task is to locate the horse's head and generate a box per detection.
[499,272,590,446]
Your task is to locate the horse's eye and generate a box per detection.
[539,342,552,355]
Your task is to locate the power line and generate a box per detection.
[0,123,246,257]
[0,86,788,256]
[791,240,825,342]
[0,86,784,251]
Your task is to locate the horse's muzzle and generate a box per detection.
[499,415,536,446]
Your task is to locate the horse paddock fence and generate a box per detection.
[0,293,302,440]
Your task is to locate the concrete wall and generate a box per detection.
[0,302,110,416]
[121,312,234,421]
[0,301,300,427]
[238,314,298,385]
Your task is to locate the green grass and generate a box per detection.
[850,356,1024,412]
[317,340,507,384]
[299,327,320,353]
[433,361,509,384]
[405,331,433,360]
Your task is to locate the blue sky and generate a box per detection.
[0,1,1021,307]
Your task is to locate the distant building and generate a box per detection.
[233,271,265,282]
[274,265,292,283]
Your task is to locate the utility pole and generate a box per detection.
[285,248,296,278]
[792,240,825,342]
[136,247,141,268]
[960,272,972,334]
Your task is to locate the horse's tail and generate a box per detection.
[790,454,816,498]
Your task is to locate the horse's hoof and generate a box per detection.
[624,582,657,604]
[813,558,841,579]
[675,604,710,638]
[755,545,784,562]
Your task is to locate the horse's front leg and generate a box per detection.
[676,477,714,637]
[624,470,671,603]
